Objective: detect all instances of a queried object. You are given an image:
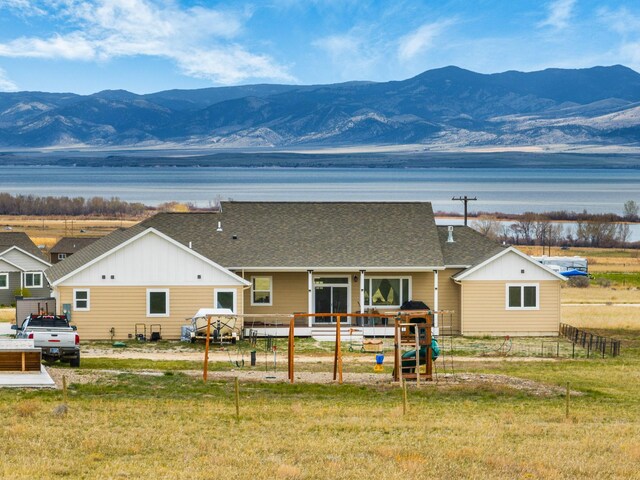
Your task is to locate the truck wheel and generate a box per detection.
[70,353,80,368]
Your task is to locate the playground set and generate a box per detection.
[198,310,452,384]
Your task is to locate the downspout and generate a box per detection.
[359,270,365,314]
[307,270,313,327]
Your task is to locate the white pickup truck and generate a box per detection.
[13,314,80,367]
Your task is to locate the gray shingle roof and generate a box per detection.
[141,202,444,269]
[438,226,505,268]
[0,232,47,261]
[47,203,507,283]
[50,237,99,254]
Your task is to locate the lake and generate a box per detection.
[2,166,639,216]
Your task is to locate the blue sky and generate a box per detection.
[0,0,638,94]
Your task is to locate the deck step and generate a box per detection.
[311,326,363,342]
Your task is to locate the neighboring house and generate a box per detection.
[45,202,565,340]
[49,237,99,264]
[0,232,52,306]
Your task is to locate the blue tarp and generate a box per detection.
[560,269,589,277]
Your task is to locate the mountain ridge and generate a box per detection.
[1,65,639,149]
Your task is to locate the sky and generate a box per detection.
[0,0,639,94]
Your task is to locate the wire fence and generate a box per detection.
[559,323,621,358]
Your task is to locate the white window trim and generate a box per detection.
[147,288,170,317]
[363,276,411,309]
[24,272,43,288]
[215,288,237,313]
[506,283,540,310]
[58,253,67,260]
[73,288,90,311]
[0,273,8,289]
[251,276,273,306]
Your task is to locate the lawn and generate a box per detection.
[1,350,639,479]
[1,320,639,479]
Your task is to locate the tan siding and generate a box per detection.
[242,272,308,315]
[438,269,462,334]
[58,285,244,340]
[460,280,560,335]
[241,272,460,326]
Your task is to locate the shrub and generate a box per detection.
[568,276,590,288]
[596,277,612,288]
[16,400,39,418]
[13,288,31,298]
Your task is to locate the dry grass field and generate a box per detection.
[0,215,139,250]
[0,308,13,323]
[561,285,640,304]
[1,296,639,479]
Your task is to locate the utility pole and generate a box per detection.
[452,196,477,226]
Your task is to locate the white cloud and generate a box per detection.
[398,20,452,62]
[598,7,640,36]
[0,33,97,60]
[0,0,46,15]
[538,0,576,30]
[312,28,381,80]
[0,67,18,91]
[0,0,295,85]
[598,7,640,71]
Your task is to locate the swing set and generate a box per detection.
[200,310,450,385]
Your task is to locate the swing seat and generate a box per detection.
[362,339,383,353]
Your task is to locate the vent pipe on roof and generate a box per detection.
[188,241,192,249]
[447,225,455,243]
[216,221,223,232]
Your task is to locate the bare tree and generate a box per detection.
[472,216,500,240]
[623,200,639,221]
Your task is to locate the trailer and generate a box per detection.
[187,308,241,344]
[532,255,588,274]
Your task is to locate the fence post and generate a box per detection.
[402,378,408,415]
[234,376,240,422]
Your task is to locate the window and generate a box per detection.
[147,289,169,317]
[215,288,237,313]
[58,253,67,260]
[0,273,7,289]
[74,289,90,311]
[251,276,272,305]
[506,284,538,310]
[363,277,410,308]
[24,272,42,288]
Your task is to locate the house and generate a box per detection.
[0,232,52,307]
[49,237,99,264]
[45,202,565,340]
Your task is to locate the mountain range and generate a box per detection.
[1,65,640,149]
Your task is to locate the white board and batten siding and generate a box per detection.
[458,249,561,282]
[1,248,49,272]
[458,249,563,336]
[61,230,244,287]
